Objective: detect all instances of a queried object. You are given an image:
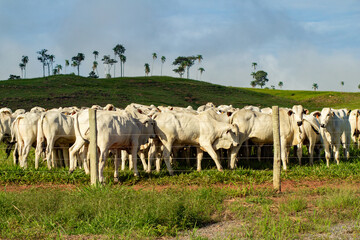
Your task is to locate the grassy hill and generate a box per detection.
[0,75,359,111]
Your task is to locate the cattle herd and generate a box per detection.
[0,102,358,182]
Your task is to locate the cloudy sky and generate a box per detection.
[1,0,359,91]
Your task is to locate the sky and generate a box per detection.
[0,0,360,91]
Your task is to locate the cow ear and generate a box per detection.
[287,110,294,116]
[137,109,143,114]
[331,111,335,117]
[227,112,233,117]
[304,109,309,114]
[357,110,360,116]
[347,109,351,116]
[312,111,321,118]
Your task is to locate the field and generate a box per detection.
[1,75,360,239]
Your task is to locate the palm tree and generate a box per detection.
[198,67,205,80]
[19,63,25,78]
[113,44,126,77]
[120,55,126,77]
[161,56,166,76]
[55,64,62,74]
[72,53,85,75]
[71,61,78,73]
[92,61,98,75]
[152,53,157,76]
[93,50,99,60]
[65,60,69,74]
[102,55,110,77]
[144,63,150,76]
[312,83,318,91]
[37,49,48,77]
[278,81,284,89]
[53,68,58,75]
[196,55,203,79]
[252,62,257,71]
[21,56,29,78]
[48,55,55,75]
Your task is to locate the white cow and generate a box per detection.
[349,109,360,148]
[0,108,13,143]
[69,109,156,182]
[229,105,309,170]
[11,112,41,168]
[35,110,76,169]
[296,113,321,165]
[148,110,240,175]
[314,108,351,166]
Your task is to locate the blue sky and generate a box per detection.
[1,0,360,91]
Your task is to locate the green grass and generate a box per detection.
[2,75,360,111]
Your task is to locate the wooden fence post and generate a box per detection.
[272,106,281,192]
[89,108,99,185]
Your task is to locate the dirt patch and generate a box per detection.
[0,183,78,192]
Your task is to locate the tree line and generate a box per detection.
[9,44,206,81]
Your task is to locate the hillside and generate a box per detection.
[0,75,358,111]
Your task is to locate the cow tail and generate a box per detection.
[74,112,89,144]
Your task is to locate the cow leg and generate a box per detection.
[323,139,331,167]
[98,148,108,183]
[196,148,204,171]
[130,146,139,177]
[147,143,156,173]
[308,141,315,165]
[35,141,43,169]
[81,145,90,174]
[13,143,19,166]
[21,142,32,169]
[121,150,128,171]
[62,147,70,168]
[114,149,121,181]
[257,146,262,162]
[280,138,288,171]
[69,138,86,173]
[185,147,191,166]
[162,143,174,175]
[244,140,250,162]
[229,145,241,170]
[334,144,341,165]
[202,145,223,171]
[297,143,303,166]
[138,151,148,170]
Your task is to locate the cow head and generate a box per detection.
[319,108,334,128]
[223,124,240,147]
[140,117,156,139]
[290,105,305,126]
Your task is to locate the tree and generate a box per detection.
[250,81,256,88]
[101,55,116,78]
[53,68,58,75]
[65,60,69,74]
[271,85,275,90]
[120,55,126,77]
[173,56,196,79]
[358,84,360,90]
[48,54,55,75]
[198,67,205,80]
[278,81,284,89]
[92,61,98,75]
[37,49,49,77]
[173,66,185,78]
[113,44,126,77]
[71,61,78,73]
[8,74,20,80]
[160,56,166,76]
[72,53,85,76]
[312,83,318,91]
[252,62,257,71]
[196,54,203,79]
[253,70,269,88]
[21,56,29,78]
[341,81,344,87]
[93,50,99,60]
[152,53,157,76]
[88,71,98,78]
[144,63,150,76]
[55,64,62,74]
[19,63,25,78]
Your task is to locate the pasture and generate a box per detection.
[1,75,360,239]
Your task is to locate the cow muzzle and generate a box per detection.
[321,124,325,128]
[297,121,302,126]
